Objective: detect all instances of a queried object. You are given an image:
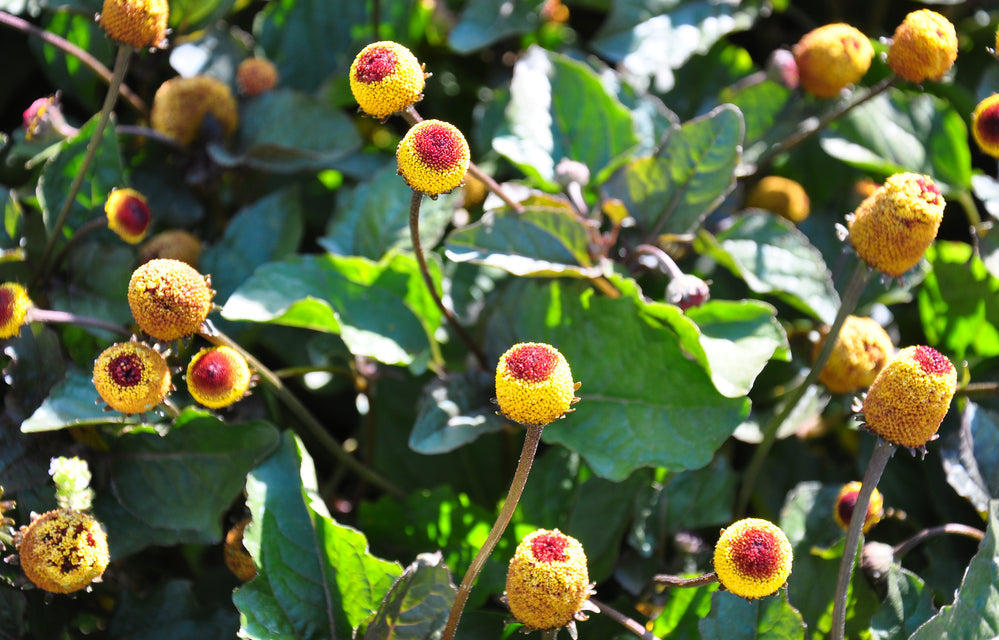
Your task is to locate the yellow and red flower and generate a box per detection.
[793,23,873,99]
[98,0,169,49]
[127,259,215,342]
[813,316,894,394]
[349,41,425,119]
[888,10,958,83]
[93,340,172,414]
[17,509,110,594]
[105,188,152,244]
[713,518,793,600]
[0,283,32,339]
[495,342,578,426]
[505,529,592,631]
[396,120,470,196]
[972,94,999,158]
[833,481,885,533]
[186,346,252,409]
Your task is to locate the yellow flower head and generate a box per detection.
[150,76,239,147]
[139,230,202,267]
[349,41,425,119]
[847,173,945,277]
[17,509,109,594]
[128,259,214,342]
[505,529,591,631]
[745,175,811,224]
[105,188,152,244]
[813,316,894,394]
[396,120,470,197]
[861,345,957,449]
[98,0,168,49]
[93,340,172,414]
[237,58,279,97]
[833,481,885,534]
[224,517,257,581]
[713,518,792,600]
[972,94,999,158]
[0,282,32,339]
[793,23,873,99]
[495,342,577,426]
[186,346,252,409]
[888,10,958,83]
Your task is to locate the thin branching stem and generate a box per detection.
[650,572,719,588]
[440,423,545,640]
[893,523,985,559]
[590,597,661,640]
[831,437,896,640]
[25,307,130,336]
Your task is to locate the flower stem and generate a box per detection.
[440,423,545,640]
[650,572,720,588]
[831,437,896,640]
[893,523,985,559]
[736,258,871,515]
[409,190,489,370]
[590,597,661,640]
[25,307,130,336]
[197,325,406,499]
[49,217,108,274]
[31,45,133,290]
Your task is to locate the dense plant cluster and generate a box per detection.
[1,1,999,639]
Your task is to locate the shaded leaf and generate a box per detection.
[3,324,68,425]
[449,0,546,54]
[409,370,507,454]
[358,552,456,640]
[942,402,999,514]
[869,565,936,640]
[235,433,402,640]
[108,579,238,640]
[48,241,133,340]
[30,12,113,114]
[20,367,124,433]
[698,589,805,639]
[602,104,743,237]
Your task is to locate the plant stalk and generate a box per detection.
[25,307,130,336]
[590,597,661,640]
[650,572,719,588]
[893,523,985,559]
[440,423,545,640]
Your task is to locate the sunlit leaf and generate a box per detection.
[357,552,456,640]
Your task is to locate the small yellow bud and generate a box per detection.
[237,58,279,97]
[349,41,425,119]
[713,518,792,600]
[745,176,811,224]
[833,481,884,533]
[17,509,110,594]
[971,94,999,158]
[0,283,32,339]
[127,259,215,342]
[396,120,470,197]
[186,346,252,409]
[150,76,239,147]
[505,529,591,631]
[224,517,257,582]
[888,10,958,83]
[105,188,152,244]
[98,0,168,49]
[814,316,894,394]
[793,24,873,99]
[139,230,202,267]
[495,342,577,426]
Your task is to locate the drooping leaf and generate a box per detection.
[409,370,506,454]
[869,565,936,640]
[484,279,748,480]
[356,552,456,640]
[942,402,999,514]
[492,45,639,191]
[908,500,998,639]
[108,579,239,640]
[602,104,743,237]
[698,589,805,640]
[448,0,546,54]
[235,433,402,640]
[695,210,840,324]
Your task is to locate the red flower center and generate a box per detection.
[730,529,780,580]
[0,288,14,325]
[355,47,397,83]
[531,532,569,563]
[913,345,953,375]
[505,345,559,383]
[915,178,942,205]
[192,352,234,392]
[413,124,464,171]
[108,354,144,388]
[116,197,151,235]
[978,104,999,145]
[837,490,859,524]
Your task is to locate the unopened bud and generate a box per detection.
[666,274,710,311]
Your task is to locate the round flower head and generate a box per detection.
[17,509,109,594]
[505,529,591,631]
[813,316,894,394]
[793,23,873,99]
[150,76,239,147]
[746,176,811,224]
[93,340,172,414]
[0,282,32,339]
[224,517,257,581]
[186,346,252,409]
[128,259,214,342]
[713,518,792,600]
[105,188,152,244]
[349,41,425,119]
[888,10,958,83]
[139,230,202,267]
[833,481,884,534]
[495,342,578,426]
[861,345,957,450]
[972,94,999,158]
[237,58,279,97]
[98,0,169,49]
[396,120,470,196]
[847,173,945,277]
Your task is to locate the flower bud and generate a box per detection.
[186,346,252,409]
[765,48,799,90]
[17,509,109,594]
[98,0,168,49]
[93,340,172,414]
[150,76,239,147]
[139,230,202,267]
[861,345,957,450]
[665,274,710,311]
[847,173,944,277]
[813,316,894,394]
[237,58,279,97]
[971,94,999,158]
[22,95,77,142]
[554,158,591,187]
[713,518,793,600]
[888,10,958,83]
[860,541,895,587]
[349,41,425,119]
[0,282,32,339]
[128,259,214,342]
[746,176,810,224]
[505,529,591,631]
[224,517,257,581]
[832,481,884,533]
[495,342,578,426]
[105,188,152,244]
[396,120,470,197]
[793,23,873,99]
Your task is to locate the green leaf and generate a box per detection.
[485,279,748,480]
[942,402,999,515]
[222,252,443,369]
[648,582,719,639]
[357,552,456,640]
[602,104,744,237]
[48,241,134,340]
[409,370,507,454]
[918,241,999,361]
[108,579,238,640]
[449,0,545,53]
[200,187,304,303]
[492,45,639,191]
[320,163,457,261]
[235,433,402,640]
[869,566,936,640]
[444,201,600,278]
[695,210,839,324]
[909,500,998,639]
[698,589,805,639]
[820,90,972,192]
[168,0,237,33]
[209,89,361,172]
[684,299,789,398]
[3,324,68,425]
[20,368,123,433]
[30,12,114,114]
